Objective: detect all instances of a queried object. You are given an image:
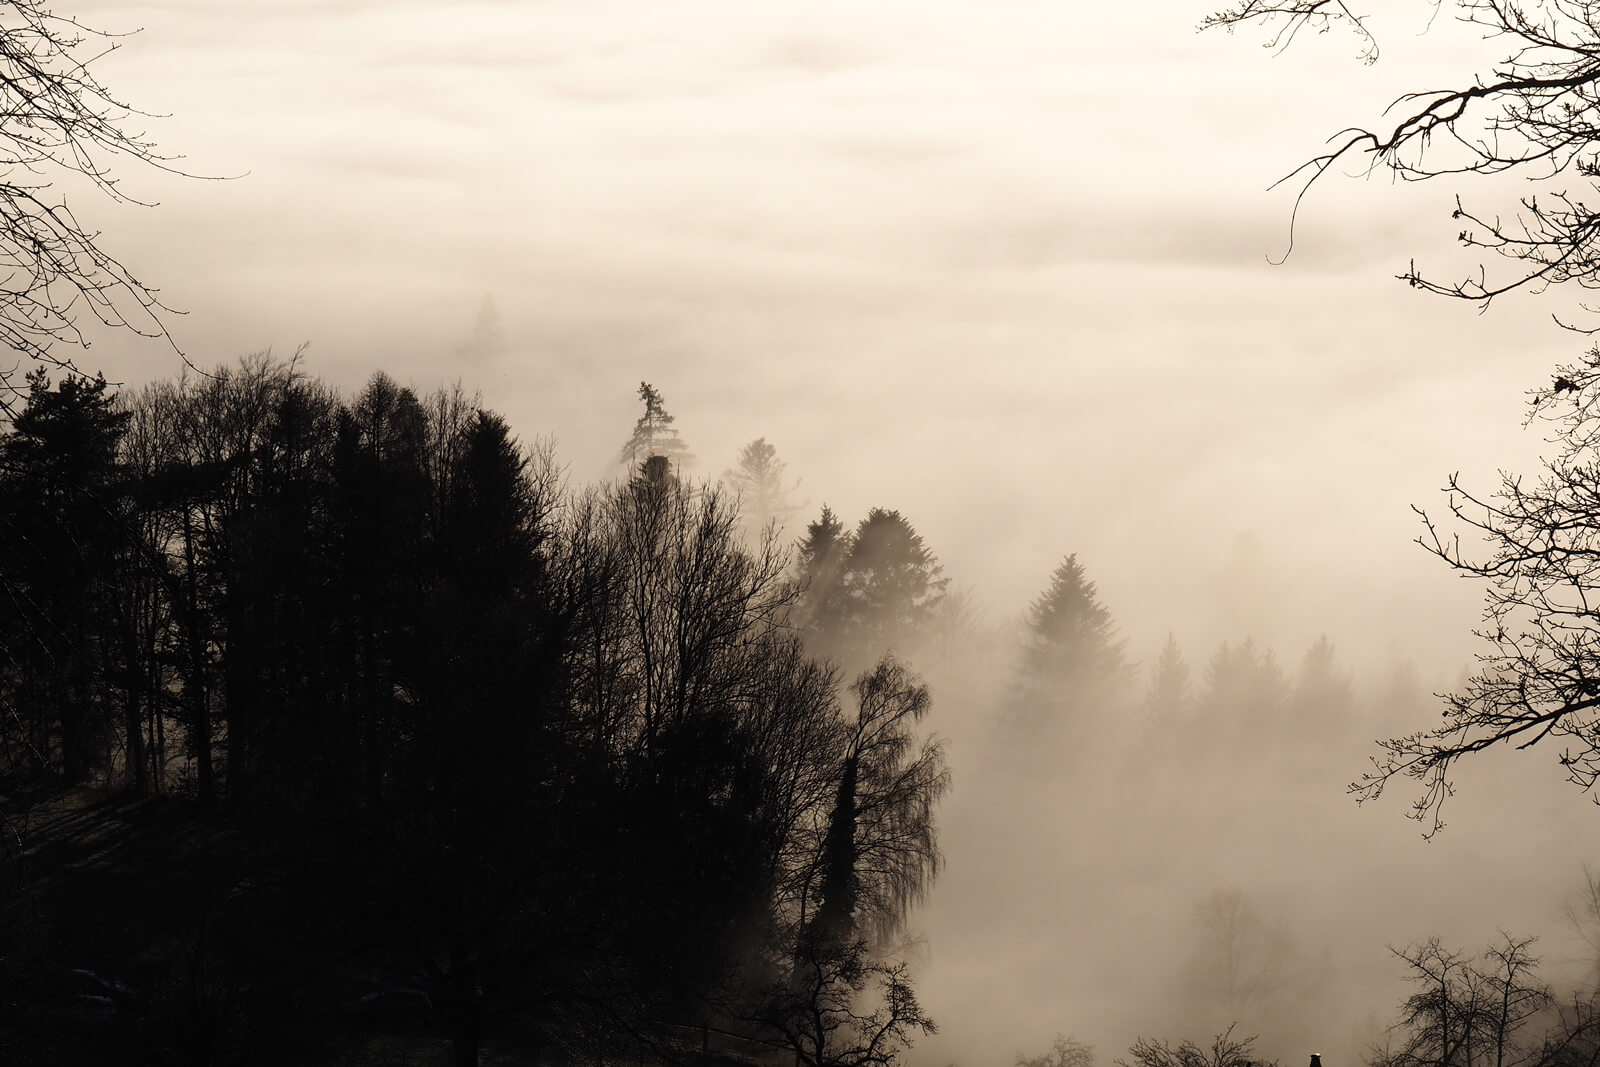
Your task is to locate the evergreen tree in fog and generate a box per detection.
[725,436,803,536]
[1198,638,1288,734]
[796,507,946,670]
[795,504,851,658]
[619,381,692,473]
[1003,554,1130,742]
[1144,633,1192,725]
[1289,636,1353,738]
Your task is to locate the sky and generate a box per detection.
[53,0,1566,674]
[57,0,1569,676]
[39,1,1600,1058]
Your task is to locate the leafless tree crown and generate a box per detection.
[0,2,193,391]
[1205,0,1600,324]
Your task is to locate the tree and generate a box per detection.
[350,404,569,1067]
[796,504,853,659]
[725,437,804,536]
[1184,889,1307,1024]
[1197,639,1288,733]
[1369,935,1552,1067]
[1202,0,1600,321]
[619,381,692,473]
[805,657,949,946]
[1019,1035,1096,1067]
[809,509,947,670]
[761,657,947,1067]
[1116,1026,1274,1067]
[1353,346,1600,832]
[0,368,129,785]
[763,935,937,1067]
[0,2,184,384]
[1144,633,1193,725]
[1008,555,1130,735]
[1020,556,1125,683]
[560,470,854,1026]
[1288,637,1353,738]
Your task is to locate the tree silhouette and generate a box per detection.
[1010,555,1129,732]
[1198,639,1288,734]
[1369,935,1552,1067]
[764,656,946,1067]
[802,508,946,670]
[844,510,946,649]
[725,437,804,536]
[0,3,189,386]
[1185,889,1306,1023]
[0,368,128,785]
[806,657,948,946]
[1144,633,1192,725]
[1019,1036,1096,1067]
[619,381,692,473]
[1355,344,1600,832]
[796,505,852,659]
[1202,0,1600,321]
[1288,636,1352,736]
[1117,1026,1274,1067]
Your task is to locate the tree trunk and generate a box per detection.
[124,677,147,793]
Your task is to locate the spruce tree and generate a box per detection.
[619,381,692,474]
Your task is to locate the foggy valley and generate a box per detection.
[9,1,1600,1066]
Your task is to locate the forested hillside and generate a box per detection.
[0,363,948,1067]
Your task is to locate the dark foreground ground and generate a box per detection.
[0,785,565,1065]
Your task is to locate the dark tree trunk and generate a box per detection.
[124,677,147,793]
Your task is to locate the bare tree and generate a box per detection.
[1563,864,1600,990]
[1117,1025,1274,1067]
[1202,0,1600,325]
[1370,935,1552,1067]
[763,936,936,1067]
[0,2,189,385]
[1187,889,1305,1022]
[1019,1035,1096,1067]
[1353,346,1600,831]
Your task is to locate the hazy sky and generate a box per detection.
[62,1,1573,667]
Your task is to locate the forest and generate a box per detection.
[7,360,1600,1067]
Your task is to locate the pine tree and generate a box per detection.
[1290,635,1352,726]
[1143,633,1192,725]
[0,370,129,786]
[838,508,946,667]
[725,437,803,535]
[1198,638,1288,733]
[796,505,851,657]
[619,381,692,474]
[1018,555,1126,692]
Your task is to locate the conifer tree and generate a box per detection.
[1144,633,1192,724]
[0,369,129,785]
[839,509,946,668]
[619,381,692,474]
[1005,555,1130,749]
[725,437,803,535]
[796,505,851,658]
[1019,555,1126,692]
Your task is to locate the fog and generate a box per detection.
[38,0,1600,1064]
